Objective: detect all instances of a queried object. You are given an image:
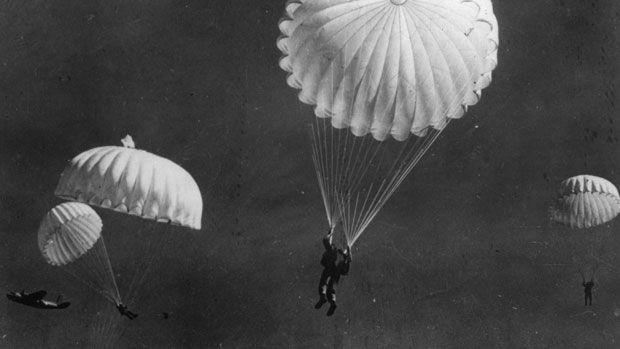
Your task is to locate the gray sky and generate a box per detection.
[2,0,620,347]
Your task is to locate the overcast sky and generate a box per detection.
[2,0,620,347]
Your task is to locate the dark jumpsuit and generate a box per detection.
[318,235,350,304]
[117,303,138,320]
[583,280,594,306]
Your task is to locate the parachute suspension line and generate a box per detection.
[312,120,334,227]
[90,306,124,349]
[326,62,470,246]
[61,234,121,305]
[311,122,334,227]
[333,123,348,228]
[75,237,115,302]
[124,224,172,308]
[311,118,390,231]
[56,228,109,302]
[327,121,336,225]
[334,122,347,222]
[329,119,341,225]
[312,49,465,246]
[338,126,380,201]
[99,235,122,303]
[590,228,609,276]
[326,118,335,224]
[339,122,449,246]
[311,117,448,246]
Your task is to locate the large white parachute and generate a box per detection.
[278,0,499,246]
[278,0,498,140]
[55,136,203,230]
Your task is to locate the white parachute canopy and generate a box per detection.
[550,175,620,229]
[54,136,203,230]
[38,202,102,266]
[277,0,499,246]
[278,0,499,140]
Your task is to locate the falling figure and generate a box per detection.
[583,278,594,306]
[116,303,138,320]
[315,228,351,316]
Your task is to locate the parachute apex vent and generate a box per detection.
[121,135,135,149]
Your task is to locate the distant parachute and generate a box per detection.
[278,0,499,246]
[549,174,620,279]
[39,202,102,265]
[550,175,620,228]
[55,135,203,230]
[38,202,120,304]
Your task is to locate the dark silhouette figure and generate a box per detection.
[161,312,170,319]
[583,278,594,306]
[116,303,138,320]
[6,290,70,310]
[315,229,351,316]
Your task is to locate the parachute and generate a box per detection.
[39,202,103,266]
[550,175,620,229]
[55,135,203,230]
[278,0,499,246]
[38,202,120,304]
[47,136,203,345]
[549,175,620,279]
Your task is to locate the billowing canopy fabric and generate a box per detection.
[38,202,103,266]
[55,144,203,230]
[277,0,499,141]
[550,175,620,229]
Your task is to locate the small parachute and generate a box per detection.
[54,139,203,230]
[548,174,620,281]
[550,175,620,229]
[38,202,102,266]
[38,202,120,304]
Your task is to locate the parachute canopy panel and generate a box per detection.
[38,202,103,266]
[550,175,620,229]
[55,145,203,230]
[277,0,499,141]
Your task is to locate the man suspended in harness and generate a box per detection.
[582,278,594,306]
[315,228,351,316]
[578,263,597,307]
[116,302,138,320]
